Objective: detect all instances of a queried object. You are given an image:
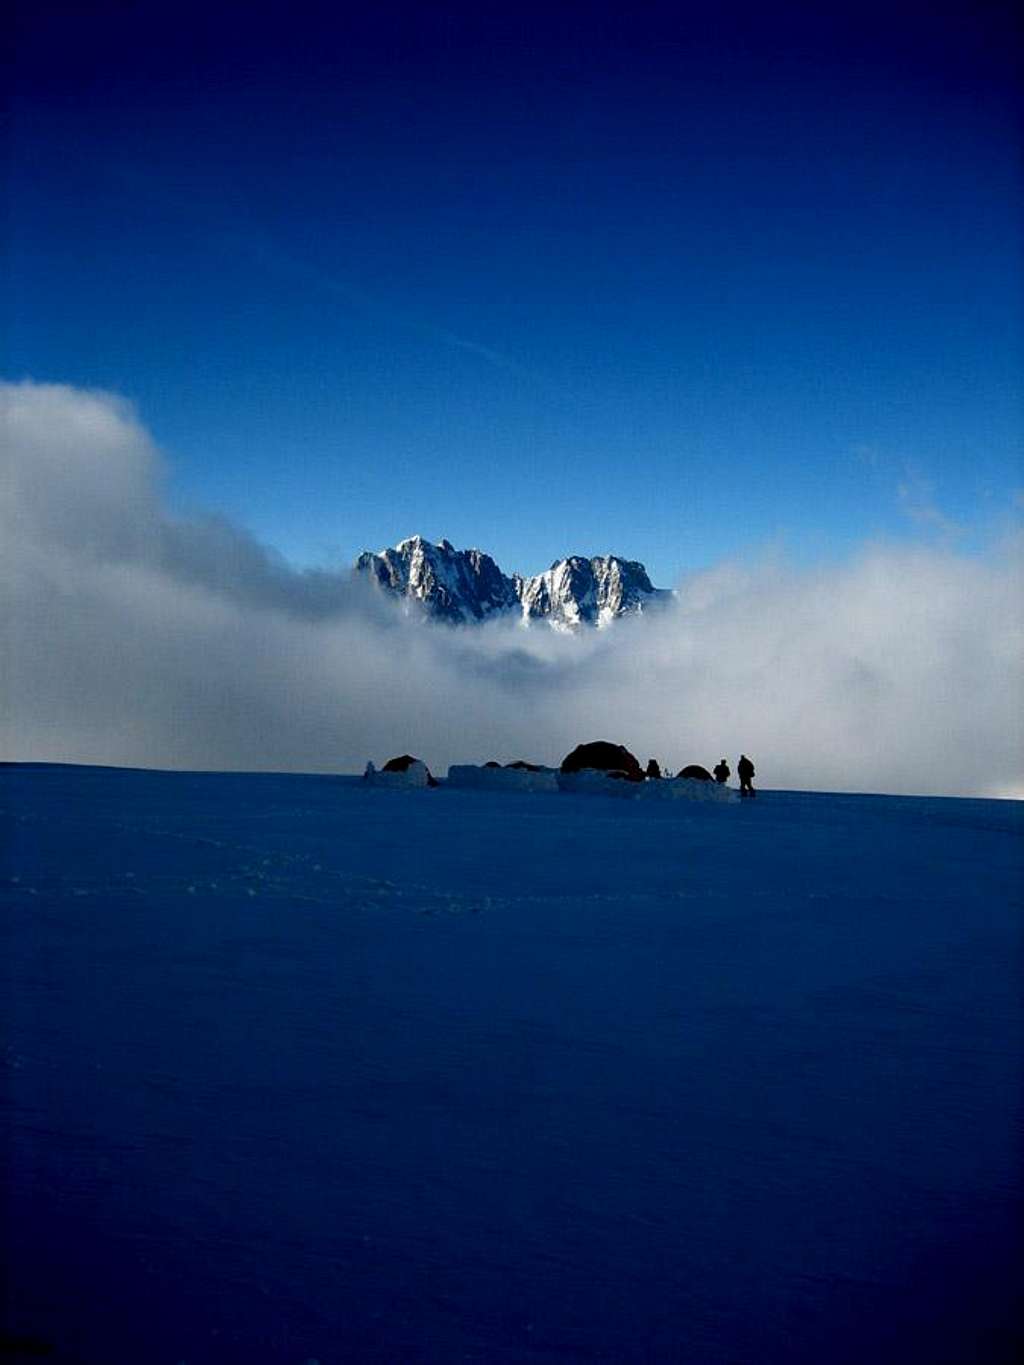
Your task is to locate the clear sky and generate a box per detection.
[8,0,1022,585]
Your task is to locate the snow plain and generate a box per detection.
[2,764,1022,1364]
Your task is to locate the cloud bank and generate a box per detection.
[3,380,1021,798]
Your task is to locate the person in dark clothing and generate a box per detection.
[737,754,755,797]
[713,759,730,784]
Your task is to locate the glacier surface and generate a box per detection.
[2,764,1021,1363]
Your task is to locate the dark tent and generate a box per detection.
[382,754,420,772]
[381,754,438,786]
[560,741,644,783]
[678,764,713,781]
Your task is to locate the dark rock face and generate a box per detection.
[645,759,662,779]
[679,764,713,781]
[560,741,644,782]
[506,760,543,772]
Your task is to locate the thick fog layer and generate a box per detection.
[3,380,1021,797]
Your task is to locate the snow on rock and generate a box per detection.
[517,553,670,628]
[355,535,671,627]
[447,764,559,792]
[356,536,518,624]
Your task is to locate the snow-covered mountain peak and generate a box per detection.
[355,537,671,626]
[356,536,519,623]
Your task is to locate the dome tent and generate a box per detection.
[364,755,438,787]
[559,741,644,783]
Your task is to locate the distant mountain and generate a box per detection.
[516,553,670,628]
[355,536,672,627]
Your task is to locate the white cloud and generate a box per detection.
[2,380,1022,798]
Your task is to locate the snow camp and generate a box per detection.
[6,2,1021,1358]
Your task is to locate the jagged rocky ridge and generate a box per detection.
[355,536,672,627]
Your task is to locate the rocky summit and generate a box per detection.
[355,535,672,627]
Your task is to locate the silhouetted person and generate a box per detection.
[713,759,730,785]
[737,754,755,797]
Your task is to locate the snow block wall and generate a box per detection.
[556,769,646,798]
[447,765,559,793]
[556,771,738,801]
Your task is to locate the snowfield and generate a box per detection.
[2,765,1022,1363]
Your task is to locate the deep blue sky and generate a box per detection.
[8,0,1022,583]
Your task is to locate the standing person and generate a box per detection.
[737,754,755,797]
[713,758,730,784]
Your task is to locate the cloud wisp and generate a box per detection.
[3,380,1021,798]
